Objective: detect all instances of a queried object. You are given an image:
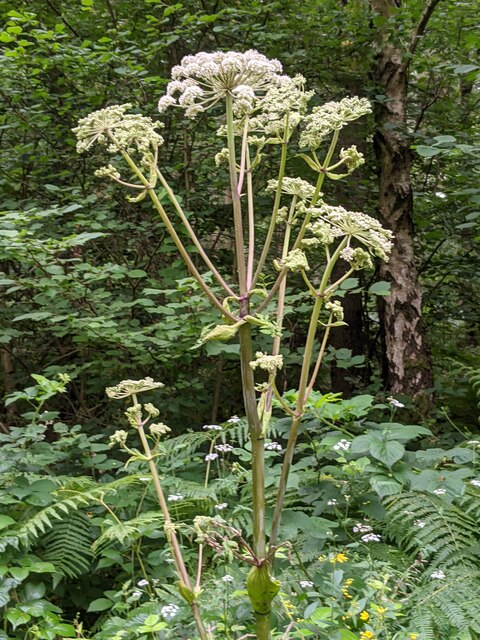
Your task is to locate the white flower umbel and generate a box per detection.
[266,177,316,201]
[74,104,164,160]
[248,74,314,139]
[306,204,393,261]
[106,377,164,399]
[250,351,284,373]
[300,97,372,149]
[158,50,284,118]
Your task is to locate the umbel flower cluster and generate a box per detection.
[73,104,163,162]
[304,204,394,262]
[157,50,285,117]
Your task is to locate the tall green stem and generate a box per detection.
[155,167,236,296]
[133,398,207,640]
[225,94,247,294]
[252,139,288,286]
[269,236,348,549]
[225,96,270,640]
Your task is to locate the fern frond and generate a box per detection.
[92,510,165,553]
[41,511,93,578]
[385,492,478,569]
[10,475,145,548]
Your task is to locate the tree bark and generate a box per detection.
[370,0,440,400]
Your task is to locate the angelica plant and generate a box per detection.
[75,49,392,640]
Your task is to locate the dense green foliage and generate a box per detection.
[1,1,479,639]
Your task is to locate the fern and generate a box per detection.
[92,510,165,553]
[385,492,480,638]
[41,511,93,578]
[5,474,144,549]
[385,492,478,569]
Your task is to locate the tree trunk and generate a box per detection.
[371,0,439,401]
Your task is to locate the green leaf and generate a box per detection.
[87,597,113,612]
[369,439,405,468]
[452,64,478,75]
[127,269,147,278]
[414,145,443,157]
[0,515,15,530]
[5,609,31,630]
[368,281,391,296]
[9,567,29,581]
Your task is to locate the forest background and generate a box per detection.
[0,1,480,639]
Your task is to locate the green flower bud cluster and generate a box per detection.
[325,300,344,323]
[306,204,393,261]
[266,177,316,201]
[250,352,284,373]
[278,248,310,272]
[299,97,372,150]
[339,145,365,172]
[109,429,128,447]
[73,104,164,162]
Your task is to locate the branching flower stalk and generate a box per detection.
[106,381,208,640]
[74,51,392,640]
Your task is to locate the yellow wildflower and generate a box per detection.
[344,578,354,585]
[359,611,369,621]
[330,553,348,564]
[360,632,374,640]
[376,606,386,615]
[409,635,418,640]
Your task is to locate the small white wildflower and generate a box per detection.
[470,479,480,487]
[203,424,222,431]
[131,590,142,599]
[227,415,240,424]
[215,502,228,511]
[222,574,234,583]
[215,443,233,453]
[467,440,480,445]
[144,403,160,418]
[433,488,447,496]
[74,104,164,159]
[388,396,405,409]
[327,499,338,506]
[299,580,314,588]
[430,570,446,580]
[353,523,372,534]
[161,603,179,620]
[205,452,219,462]
[361,533,381,543]
[435,191,447,199]
[137,579,149,587]
[167,494,184,502]
[414,520,426,528]
[333,439,351,452]
[265,441,282,451]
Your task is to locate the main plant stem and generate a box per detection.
[225,96,270,639]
